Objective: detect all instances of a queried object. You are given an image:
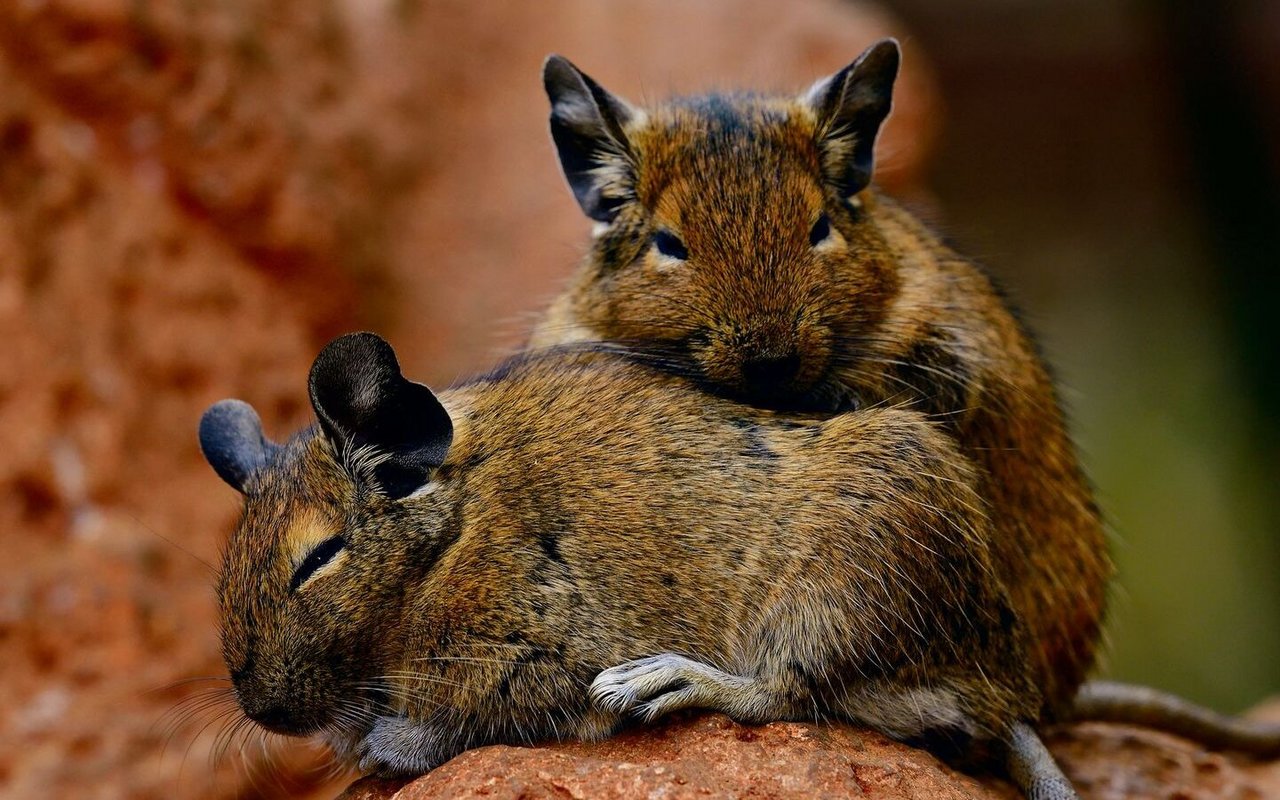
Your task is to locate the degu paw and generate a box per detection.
[356,716,449,778]
[590,653,747,722]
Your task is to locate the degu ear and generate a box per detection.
[199,399,279,493]
[307,332,453,500]
[543,54,638,223]
[804,38,900,199]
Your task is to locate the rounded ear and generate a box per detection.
[307,332,453,500]
[199,399,278,493]
[543,54,637,222]
[803,38,900,198]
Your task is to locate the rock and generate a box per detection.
[1043,700,1280,800]
[0,44,337,800]
[339,714,993,800]
[339,708,1280,800]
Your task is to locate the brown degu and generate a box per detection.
[532,39,1106,715]
[201,332,1078,798]
[533,40,1280,759]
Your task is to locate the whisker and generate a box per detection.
[121,510,218,576]
[409,655,524,667]
[147,675,232,693]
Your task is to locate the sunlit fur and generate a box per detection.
[215,348,1039,776]
[533,76,1110,716]
[538,94,896,407]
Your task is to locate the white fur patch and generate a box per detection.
[848,685,974,740]
[404,481,439,500]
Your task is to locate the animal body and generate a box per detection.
[198,42,1280,800]
[201,332,1075,798]
[532,39,1107,716]
[530,38,1280,780]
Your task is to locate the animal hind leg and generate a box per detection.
[590,653,791,723]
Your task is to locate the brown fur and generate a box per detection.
[211,340,1041,778]
[532,62,1111,717]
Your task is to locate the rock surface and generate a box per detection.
[340,715,996,800]
[339,708,1280,800]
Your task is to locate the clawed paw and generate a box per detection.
[590,653,731,722]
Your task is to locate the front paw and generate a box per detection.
[591,653,748,722]
[357,716,450,778]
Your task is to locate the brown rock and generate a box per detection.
[338,709,1280,800]
[340,714,992,800]
[0,2,371,797]
[0,0,413,337]
[1044,703,1280,800]
[0,41,342,800]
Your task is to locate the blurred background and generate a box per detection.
[0,1,1276,798]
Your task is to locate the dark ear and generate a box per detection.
[543,54,637,222]
[804,39,900,198]
[308,332,452,500]
[200,399,278,493]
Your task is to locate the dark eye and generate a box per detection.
[290,535,346,591]
[809,213,831,246]
[653,230,688,260]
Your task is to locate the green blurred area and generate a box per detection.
[1059,235,1280,713]
[892,0,1280,711]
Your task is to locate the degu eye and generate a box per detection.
[809,213,831,246]
[290,535,347,591]
[653,230,689,260]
